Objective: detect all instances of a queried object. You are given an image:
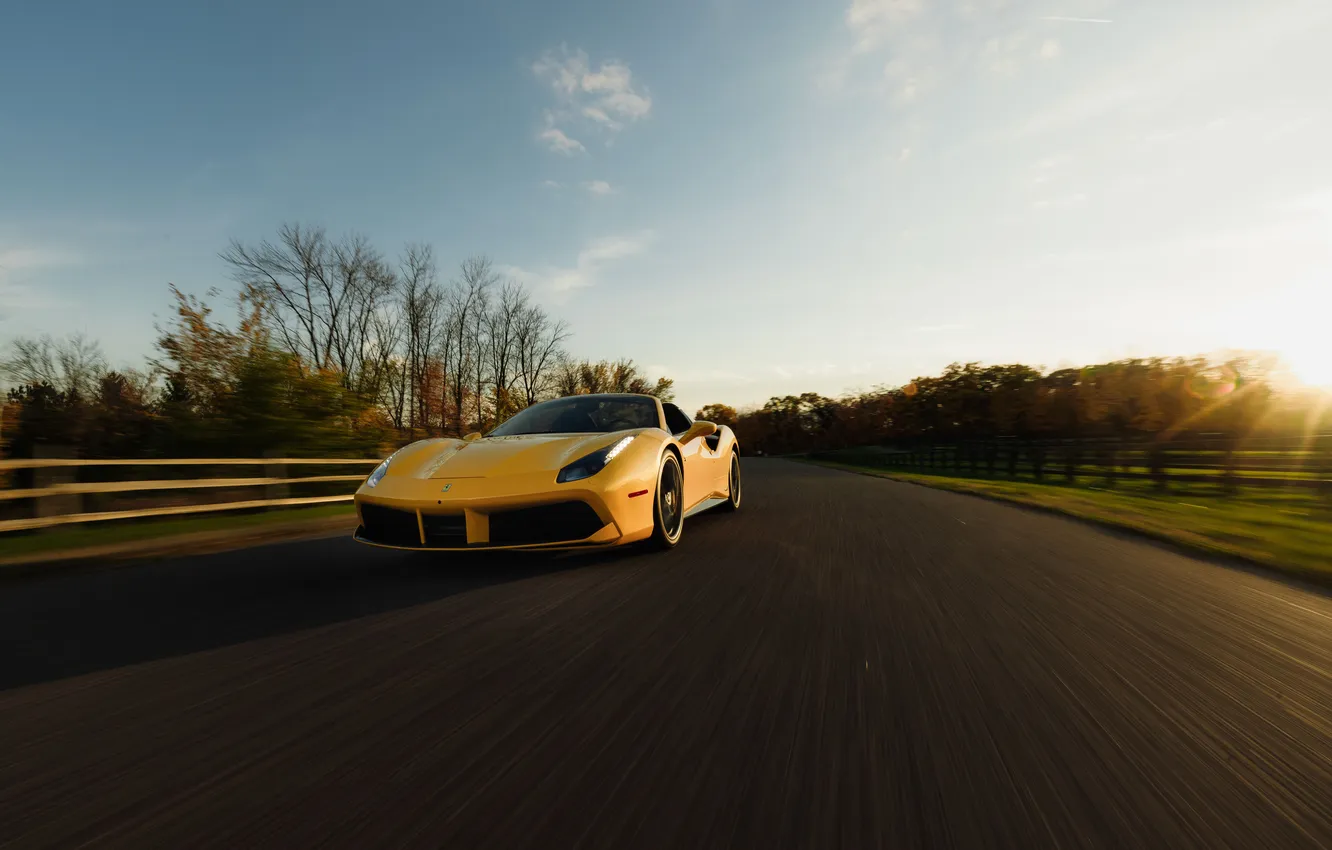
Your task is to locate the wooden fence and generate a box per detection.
[812,435,1332,498]
[0,454,383,534]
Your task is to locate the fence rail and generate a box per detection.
[0,457,382,470]
[811,435,1332,498]
[0,455,383,534]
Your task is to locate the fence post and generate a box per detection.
[1007,443,1018,477]
[1104,443,1117,489]
[1222,436,1239,497]
[264,450,289,510]
[1032,442,1045,481]
[33,445,79,533]
[1149,441,1168,492]
[1320,435,1332,508]
[1064,439,1077,484]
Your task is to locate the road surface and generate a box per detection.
[2,459,1330,848]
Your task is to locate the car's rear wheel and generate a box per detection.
[649,452,684,549]
[720,452,741,512]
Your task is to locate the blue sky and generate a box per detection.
[3,0,1330,414]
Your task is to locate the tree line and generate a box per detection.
[0,223,674,460]
[695,358,1332,456]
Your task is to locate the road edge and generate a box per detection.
[0,516,359,581]
[800,459,1332,592]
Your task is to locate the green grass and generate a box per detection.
[0,504,356,561]
[803,455,1332,582]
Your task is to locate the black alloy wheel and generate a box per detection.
[720,452,741,512]
[649,452,684,549]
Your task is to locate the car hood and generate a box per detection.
[386,431,646,480]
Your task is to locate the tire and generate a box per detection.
[720,451,742,512]
[648,452,685,550]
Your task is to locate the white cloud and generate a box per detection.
[541,179,564,189]
[846,0,924,52]
[981,36,1020,76]
[503,231,655,296]
[538,125,585,155]
[581,105,618,130]
[840,0,1077,102]
[532,46,652,153]
[583,180,616,196]
[898,147,913,162]
[883,54,935,104]
[1008,1,1329,142]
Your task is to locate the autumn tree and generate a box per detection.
[695,404,737,428]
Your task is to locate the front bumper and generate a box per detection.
[352,467,655,551]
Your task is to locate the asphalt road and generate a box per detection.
[2,459,1331,849]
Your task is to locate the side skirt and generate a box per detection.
[683,497,729,519]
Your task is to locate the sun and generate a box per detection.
[1283,338,1332,388]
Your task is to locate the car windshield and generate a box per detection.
[487,396,660,436]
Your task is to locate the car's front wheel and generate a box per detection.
[720,452,741,512]
[648,452,684,549]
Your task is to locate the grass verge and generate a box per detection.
[802,458,1332,584]
[0,504,357,569]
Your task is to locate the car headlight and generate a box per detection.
[365,451,399,488]
[557,435,635,484]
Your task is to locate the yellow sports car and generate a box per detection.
[353,393,741,552]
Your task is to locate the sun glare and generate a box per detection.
[1284,339,1332,388]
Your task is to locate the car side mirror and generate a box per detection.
[679,421,718,444]
[464,432,483,442]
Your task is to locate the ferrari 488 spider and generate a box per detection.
[353,393,741,551]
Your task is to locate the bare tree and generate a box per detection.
[487,280,529,421]
[467,284,492,432]
[212,228,590,436]
[444,257,495,435]
[553,354,583,397]
[0,333,108,397]
[220,223,328,368]
[514,303,570,406]
[548,356,674,401]
[397,244,444,432]
[329,234,397,394]
[370,307,407,429]
[220,223,396,394]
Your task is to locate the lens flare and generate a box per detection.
[1186,366,1239,400]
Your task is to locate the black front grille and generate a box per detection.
[359,503,421,547]
[488,501,605,546]
[422,513,468,547]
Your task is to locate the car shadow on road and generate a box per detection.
[0,535,635,692]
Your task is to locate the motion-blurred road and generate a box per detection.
[2,459,1330,849]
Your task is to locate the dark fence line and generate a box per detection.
[810,435,1332,498]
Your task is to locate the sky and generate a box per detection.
[2,0,1330,415]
